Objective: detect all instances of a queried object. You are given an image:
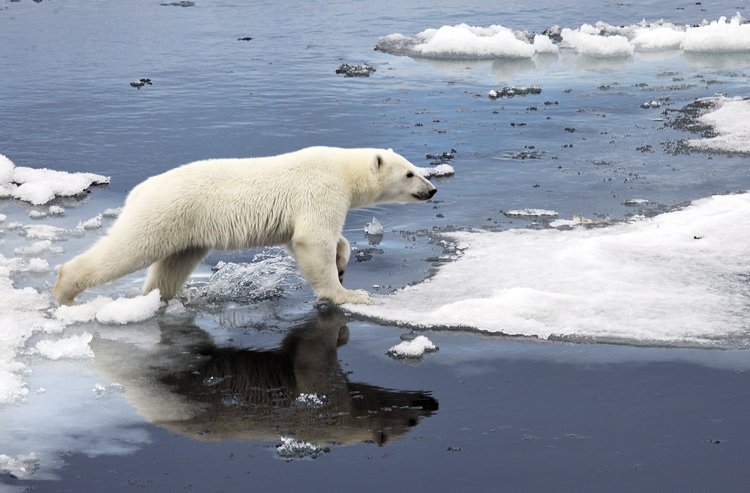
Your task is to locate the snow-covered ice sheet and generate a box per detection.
[348,193,750,347]
[687,96,750,153]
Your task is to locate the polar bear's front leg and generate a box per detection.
[290,234,371,305]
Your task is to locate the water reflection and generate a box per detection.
[91,306,438,447]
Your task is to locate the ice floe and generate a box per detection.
[376,14,750,60]
[348,193,750,347]
[376,24,549,59]
[687,96,750,154]
[417,163,455,177]
[387,335,438,359]
[0,154,109,205]
[35,333,94,360]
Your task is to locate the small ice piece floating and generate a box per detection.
[335,63,376,77]
[503,208,558,218]
[364,217,384,236]
[641,100,661,109]
[387,335,438,359]
[417,163,455,178]
[35,332,94,360]
[488,86,542,99]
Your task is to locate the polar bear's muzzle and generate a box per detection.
[413,188,437,201]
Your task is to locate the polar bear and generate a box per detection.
[52,146,436,306]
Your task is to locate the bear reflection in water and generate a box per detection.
[91,306,438,447]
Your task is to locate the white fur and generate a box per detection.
[52,147,436,306]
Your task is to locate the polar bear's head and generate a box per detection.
[371,149,437,204]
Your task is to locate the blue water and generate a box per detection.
[2,1,750,490]
[2,0,749,233]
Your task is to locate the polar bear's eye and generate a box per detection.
[406,172,414,178]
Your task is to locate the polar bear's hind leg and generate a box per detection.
[143,246,210,300]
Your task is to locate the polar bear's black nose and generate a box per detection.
[428,189,437,198]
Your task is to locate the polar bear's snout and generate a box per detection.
[413,188,437,201]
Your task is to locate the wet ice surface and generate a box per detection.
[2,0,750,490]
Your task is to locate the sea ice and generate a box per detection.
[561,26,634,57]
[503,209,558,218]
[35,332,94,360]
[417,163,455,177]
[0,156,109,205]
[376,24,541,59]
[364,217,384,236]
[347,193,750,347]
[387,335,438,359]
[687,96,750,154]
[95,290,162,325]
[682,15,750,53]
[76,213,103,231]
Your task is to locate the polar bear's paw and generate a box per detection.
[320,288,372,305]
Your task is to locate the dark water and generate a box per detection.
[2,0,750,490]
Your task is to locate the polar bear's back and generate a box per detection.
[119,148,364,251]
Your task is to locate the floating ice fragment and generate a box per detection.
[488,86,542,98]
[641,100,661,109]
[364,217,384,236]
[376,24,539,59]
[22,224,67,241]
[561,27,634,57]
[417,163,455,177]
[14,240,63,256]
[54,295,113,324]
[682,14,750,53]
[503,208,558,218]
[76,213,103,231]
[102,207,122,218]
[387,335,438,359]
[35,332,94,360]
[48,205,65,216]
[95,290,162,325]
